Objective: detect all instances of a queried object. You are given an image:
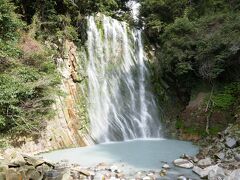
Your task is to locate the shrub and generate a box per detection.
[0,50,60,134]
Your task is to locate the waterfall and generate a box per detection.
[86,14,161,143]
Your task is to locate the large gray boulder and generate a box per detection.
[193,165,219,179]
[208,166,226,180]
[226,169,240,180]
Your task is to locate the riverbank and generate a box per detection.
[0,133,239,179]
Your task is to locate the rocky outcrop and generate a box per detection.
[5,40,93,154]
[173,122,240,179]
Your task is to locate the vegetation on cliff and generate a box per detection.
[0,0,60,135]
[0,0,129,136]
[140,0,240,137]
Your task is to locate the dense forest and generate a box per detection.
[0,0,240,139]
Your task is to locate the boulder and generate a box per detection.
[193,166,207,178]
[44,170,62,180]
[61,170,72,180]
[26,168,42,180]
[78,169,91,176]
[5,169,22,180]
[197,157,212,167]
[225,137,237,148]
[22,154,46,167]
[173,159,193,169]
[36,163,53,174]
[193,165,219,179]
[4,149,26,166]
[10,154,26,166]
[227,169,240,180]
[208,166,226,180]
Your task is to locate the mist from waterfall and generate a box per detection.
[87,14,161,143]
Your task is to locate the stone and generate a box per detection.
[109,165,120,173]
[79,169,91,176]
[192,156,199,163]
[26,168,42,180]
[180,154,191,160]
[160,169,167,176]
[5,169,22,180]
[10,154,26,166]
[72,166,96,177]
[173,159,194,169]
[193,166,207,178]
[208,166,226,180]
[177,175,187,180]
[36,163,53,174]
[44,170,61,179]
[22,154,45,167]
[94,172,105,180]
[62,170,72,180]
[214,152,225,160]
[96,162,109,170]
[234,153,240,161]
[116,173,125,178]
[4,149,25,167]
[193,165,219,179]
[225,137,237,148]
[227,169,240,180]
[197,157,212,167]
[142,176,151,180]
[162,164,170,169]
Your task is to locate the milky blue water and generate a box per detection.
[40,139,200,179]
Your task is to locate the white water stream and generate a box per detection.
[87,15,161,143]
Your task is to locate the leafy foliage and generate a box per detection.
[0,0,63,135]
[0,0,24,58]
[140,0,240,104]
[0,51,60,134]
[212,82,240,110]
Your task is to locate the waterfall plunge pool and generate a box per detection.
[40,139,200,179]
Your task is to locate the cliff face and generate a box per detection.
[7,40,92,154]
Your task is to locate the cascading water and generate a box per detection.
[87,14,161,143]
